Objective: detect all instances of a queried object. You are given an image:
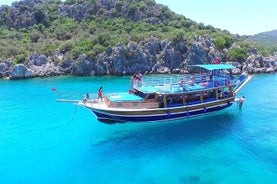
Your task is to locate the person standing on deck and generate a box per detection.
[98,86,103,101]
[178,78,185,86]
[137,72,143,87]
[130,74,137,91]
[188,77,195,85]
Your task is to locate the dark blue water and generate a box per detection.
[0,74,277,183]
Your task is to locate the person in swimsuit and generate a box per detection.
[98,86,103,101]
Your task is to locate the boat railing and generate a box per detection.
[54,90,99,102]
[54,89,135,103]
[138,74,236,92]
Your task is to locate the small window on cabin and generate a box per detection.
[177,95,183,103]
[209,90,216,98]
[194,92,200,101]
[223,87,229,92]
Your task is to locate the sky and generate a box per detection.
[155,0,277,35]
[1,0,277,35]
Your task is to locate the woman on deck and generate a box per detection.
[178,78,185,86]
[98,86,103,101]
[188,77,195,85]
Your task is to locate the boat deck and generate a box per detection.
[134,74,238,94]
[81,100,107,109]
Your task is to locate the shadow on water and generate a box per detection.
[89,111,237,159]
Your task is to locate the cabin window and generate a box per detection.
[194,92,201,103]
[202,90,217,102]
[185,94,193,102]
[166,95,184,107]
[185,92,201,105]
[219,87,231,98]
[209,90,216,98]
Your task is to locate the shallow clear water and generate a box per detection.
[0,74,277,184]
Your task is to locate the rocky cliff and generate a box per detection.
[1,35,276,79]
[0,0,276,79]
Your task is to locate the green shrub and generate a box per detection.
[15,54,27,64]
[29,31,41,43]
[170,30,184,42]
[59,41,74,53]
[215,36,226,50]
[226,48,247,62]
[91,44,106,57]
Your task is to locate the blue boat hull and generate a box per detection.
[87,102,233,124]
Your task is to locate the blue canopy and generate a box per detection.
[192,64,234,70]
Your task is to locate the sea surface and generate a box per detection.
[0,74,277,184]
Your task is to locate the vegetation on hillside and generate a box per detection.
[248,30,277,56]
[0,0,259,65]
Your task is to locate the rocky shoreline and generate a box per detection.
[1,36,276,80]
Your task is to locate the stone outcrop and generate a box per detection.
[59,59,73,75]
[244,54,276,74]
[1,35,277,80]
[10,64,33,79]
[0,61,11,78]
[28,53,48,66]
[72,54,94,76]
[26,53,60,77]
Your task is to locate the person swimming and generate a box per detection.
[238,96,245,108]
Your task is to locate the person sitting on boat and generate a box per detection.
[136,72,143,87]
[83,93,90,102]
[130,74,137,91]
[98,86,103,101]
[166,96,173,104]
[178,78,185,86]
[188,77,195,85]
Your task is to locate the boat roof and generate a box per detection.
[191,64,234,70]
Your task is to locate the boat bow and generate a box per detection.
[233,73,254,93]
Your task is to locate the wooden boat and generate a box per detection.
[56,64,253,124]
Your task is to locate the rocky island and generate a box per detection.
[0,0,276,79]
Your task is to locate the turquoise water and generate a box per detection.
[0,74,277,184]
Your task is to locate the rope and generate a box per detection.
[71,104,79,121]
[52,88,98,102]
